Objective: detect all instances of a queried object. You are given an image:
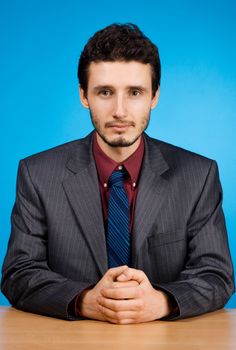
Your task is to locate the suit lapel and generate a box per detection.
[62,133,108,275]
[132,135,170,266]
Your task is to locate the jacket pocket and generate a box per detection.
[147,229,186,247]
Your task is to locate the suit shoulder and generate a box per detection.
[145,135,217,178]
[147,135,214,163]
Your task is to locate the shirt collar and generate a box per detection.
[93,132,144,187]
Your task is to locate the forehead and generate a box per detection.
[87,61,152,88]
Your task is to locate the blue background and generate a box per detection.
[0,0,235,307]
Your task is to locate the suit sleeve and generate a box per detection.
[1,160,91,320]
[157,160,235,320]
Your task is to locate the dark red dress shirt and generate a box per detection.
[93,132,144,233]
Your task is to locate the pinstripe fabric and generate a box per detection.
[1,132,234,321]
[107,169,130,267]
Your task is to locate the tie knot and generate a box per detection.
[109,169,127,188]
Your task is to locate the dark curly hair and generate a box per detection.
[78,23,161,97]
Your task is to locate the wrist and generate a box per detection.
[76,288,91,317]
[155,290,173,318]
[157,289,179,319]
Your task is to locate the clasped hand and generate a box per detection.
[78,266,171,324]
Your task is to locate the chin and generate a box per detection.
[103,135,140,148]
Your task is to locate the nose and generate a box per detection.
[112,94,127,119]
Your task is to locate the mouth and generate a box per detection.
[106,122,135,131]
[111,125,130,131]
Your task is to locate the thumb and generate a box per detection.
[116,271,132,282]
[107,265,128,281]
[116,268,147,284]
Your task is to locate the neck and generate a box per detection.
[96,133,141,163]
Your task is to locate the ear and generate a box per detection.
[79,86,89,109]
[151,88,160,110]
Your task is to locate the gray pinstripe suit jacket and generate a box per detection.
[1,132,234,320]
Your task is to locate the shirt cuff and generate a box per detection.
[72,287,94,317]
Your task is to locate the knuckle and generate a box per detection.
[113,282,124,290]
[118,318,128,325]
[134,317,141,324]
[108,318,117,324]
[136,299,144,310]
[99,305,104,314]
[116,319,123,325]
[113,290,121,299]
[112,303,120,311]
[107,267,115,274]
[115,311,123,322]
[140,270,146,279]
[137,288,144,298]
[133,311,142,323]
[140,300,145,310]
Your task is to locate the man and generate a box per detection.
[1,23,234,324]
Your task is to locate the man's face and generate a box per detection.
[80,61,159,151]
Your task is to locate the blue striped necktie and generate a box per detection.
[107,168,130,268]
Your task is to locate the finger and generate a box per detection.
[106,266,129,282]
[107,317,139,325]
[98,295,143,312]
[112,280,139,288]
[116,268,147,284]
[98,304,139,324]
[116,273,131,282]
[101,286,143,300]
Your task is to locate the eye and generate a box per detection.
[99,89,112,97]
[130,89,141,96]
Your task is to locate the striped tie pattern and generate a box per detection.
[107,169,130,268]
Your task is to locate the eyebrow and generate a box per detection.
[92,85,149,92]
[93,85,113,93]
